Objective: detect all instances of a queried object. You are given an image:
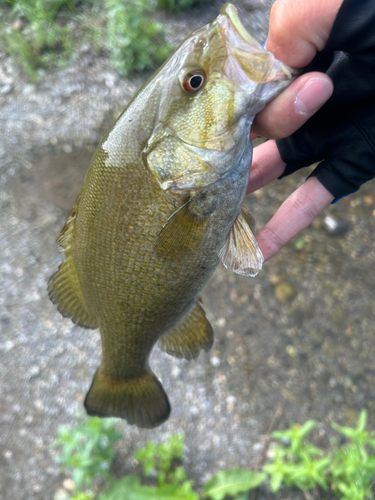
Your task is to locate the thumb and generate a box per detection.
[266,0,343,67]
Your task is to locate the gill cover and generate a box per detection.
[144,3,294,192]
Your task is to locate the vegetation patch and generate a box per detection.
[0,0,208,81]
[52,410,375,500]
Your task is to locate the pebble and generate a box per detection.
[190,405,199,416]
[12,19,23,31]
[62,144,73,154]
[0,84,13,95]
[54,489,70,500]
[210,356,221,368]
[269,273,282,285]
[323,215,349,236]
[274,281,297,303]
[0,340,15,352]
[62,479,75,491]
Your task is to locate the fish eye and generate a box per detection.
[181,70,206,93]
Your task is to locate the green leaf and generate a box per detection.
[99,478,198,500]
[99,476,141,500]
[203,469,266,500]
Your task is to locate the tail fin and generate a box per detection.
[84,366,171,429]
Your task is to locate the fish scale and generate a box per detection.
[49,3,295,428]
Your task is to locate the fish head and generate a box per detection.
[145,3,296,191]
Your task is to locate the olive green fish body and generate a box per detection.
[49,3,295,428]
[74,147,218,376]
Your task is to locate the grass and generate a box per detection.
[0,0,206,81]
[52,410,375,500]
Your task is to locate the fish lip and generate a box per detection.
[219,3,260,48]
[218,3,297,85]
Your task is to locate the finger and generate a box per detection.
[247,140,285,194]
[255,176,334,261]
[251,72,333,139]
[267,0,343,67]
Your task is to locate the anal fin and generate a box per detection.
[48,195,98,329]
[217,205,263,277]
[158,301,213,360]
[84,366,170,429]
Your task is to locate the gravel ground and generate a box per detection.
[1,1,375,499]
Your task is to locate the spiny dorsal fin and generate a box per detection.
[56,194,81,252]
[158,300,213,360]
[155,201,209,260]
[48,194,98,329]
[217,206,263,277]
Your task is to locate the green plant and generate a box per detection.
[105,0,171,76]
[264,410,375,499]
[156,0,202,11]
[52,416,123,492]
[99,433,198,500]
[330,411,375,500]
[2,0,75,80]
[203,469,266,500]
[264,420,330,492]
[53,411,375,500]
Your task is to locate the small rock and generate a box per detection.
[323,215,349,236]
[286,345,297,357]
[0,84,13,95]
[269,273,282,285]
[364,195,374,205]
[190,405,199,416]
[62,144,73,154]
[274,281,297,303]
[23,84,36,95]
[34,399,45,411]
[216,317,226,327]
[210,356,221,368]
[63,479,75,491]
[54,489,70,500]
[12,19,24,31]
[0,340,14,352]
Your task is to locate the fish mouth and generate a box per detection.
[218,3,297,85]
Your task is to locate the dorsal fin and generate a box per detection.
[48,194,98,329]
[217,206,263,277]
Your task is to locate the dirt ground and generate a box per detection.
[1,1,375,499]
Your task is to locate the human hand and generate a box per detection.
[248,0,343,261]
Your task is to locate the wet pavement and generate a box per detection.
[1,1,375,499]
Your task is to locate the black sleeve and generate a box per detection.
[276,0,375,201]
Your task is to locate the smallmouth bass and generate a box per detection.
[49,3,294,428]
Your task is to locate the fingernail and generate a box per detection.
[294,78,333,116]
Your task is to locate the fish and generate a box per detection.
[48,3,294,428]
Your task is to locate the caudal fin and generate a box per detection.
[84,366,171,428]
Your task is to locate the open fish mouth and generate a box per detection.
[218,3,296,86]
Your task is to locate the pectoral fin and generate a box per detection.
[217,206,263,277]
[155,201,209,260]
[158,300,213,360]
[239,204,256,233]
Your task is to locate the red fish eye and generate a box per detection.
[182,70,206,93]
